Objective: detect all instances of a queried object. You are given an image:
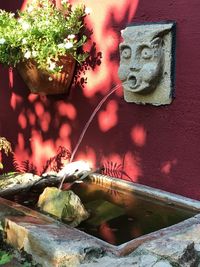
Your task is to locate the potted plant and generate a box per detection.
[0,0,89,95]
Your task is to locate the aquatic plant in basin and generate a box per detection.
[0,0,90,94]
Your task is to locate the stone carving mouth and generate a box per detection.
[128,75,138,89]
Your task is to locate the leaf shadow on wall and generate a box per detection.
[0,1,139,176]
[66,0,200,200]
[1,0,196,200]
[0,0,102,174]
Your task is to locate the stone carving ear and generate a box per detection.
[151,37,162,48]
[151,27,172,47]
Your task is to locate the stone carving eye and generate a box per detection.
[141,47,153,59]
[121,46,131,59]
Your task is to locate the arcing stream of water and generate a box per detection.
[70,83,123,162]
[59,83,123,189]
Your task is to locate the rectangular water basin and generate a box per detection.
[70,174,200,254]
[3,173,200,256]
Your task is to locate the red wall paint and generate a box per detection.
[1,0,200,199]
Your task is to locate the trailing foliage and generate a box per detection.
[13,159,38,175]
[101,161,132,181]
[13,146,71,175]
[0,0,89,73]
[41,146,71,173]
[102,161,123,178]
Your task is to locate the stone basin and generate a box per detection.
[1,174,200,266]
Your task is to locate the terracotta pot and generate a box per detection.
[17,55,76,95]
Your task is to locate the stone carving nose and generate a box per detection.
[130,61,141,71]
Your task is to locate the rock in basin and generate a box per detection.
[37,187,89,227]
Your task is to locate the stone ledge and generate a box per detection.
[4,215,107,267]
[1,197,200,266]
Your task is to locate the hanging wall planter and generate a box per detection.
[17,55,76,95]
[0,0,89,96]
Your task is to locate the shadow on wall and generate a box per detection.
[124,0,200,199]
[0,0,25,11]
[1,0,200,200]
[0,0,140,178]
[0,0,101,173]
[70,0,200,200]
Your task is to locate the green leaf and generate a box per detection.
[0,251,12,265]
[21,262,32,267]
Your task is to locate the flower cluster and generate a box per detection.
[0,0,89,73]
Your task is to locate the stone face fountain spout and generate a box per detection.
[118,22,176,106]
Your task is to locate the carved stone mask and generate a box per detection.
[119,36,164,94]
[118,23,176,105]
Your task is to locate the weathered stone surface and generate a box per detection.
[4,216,105,267]
[139,254,159,266]
[37,187,89,227]
[57,161,91,178]
[153,261,173,267]
[80,253,167,267]
[0,173,41,195]
[3,208,200,267]
[118,22,176,106]
[80,255,154,267]
[2,190,200,267]
[135,225,200,266]
[0,164,91,197]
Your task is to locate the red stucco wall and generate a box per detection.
[1,0,200,199]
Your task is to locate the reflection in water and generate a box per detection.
[72,182,197,246]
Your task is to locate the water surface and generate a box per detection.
[72,182,197,245]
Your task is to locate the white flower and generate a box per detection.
[24,51,31,59]
[61,0,68,4]
[32,51,37,57]
[21,22,30,31]
[0,38,6,44]
[68,34,75,39]
[22,38,27,45]
[18,18,23,24]
[48,77,53,81]
[85,7,92,15]
[27,6,34,13]
[49,61,56,71]
[58,43,65,49]
[64,42,73,49]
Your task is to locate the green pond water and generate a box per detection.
[71,182,197,246]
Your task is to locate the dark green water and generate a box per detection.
[72,182,197,246]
